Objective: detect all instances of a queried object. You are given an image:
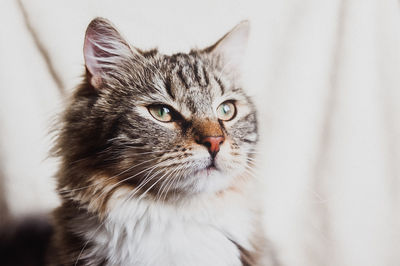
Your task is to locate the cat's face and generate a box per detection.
[58,18,257,203]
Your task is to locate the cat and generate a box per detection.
[47,17,277,266]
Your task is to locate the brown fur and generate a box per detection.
[45,18,277,266]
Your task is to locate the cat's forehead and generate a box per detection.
[152,52,235,117]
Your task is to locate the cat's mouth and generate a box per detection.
[206,162,217,171]
[195,161,219,176]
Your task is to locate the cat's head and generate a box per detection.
[57,18,257,207]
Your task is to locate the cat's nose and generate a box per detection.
[200,136,225,157]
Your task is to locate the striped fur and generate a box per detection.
[48,18,277,266]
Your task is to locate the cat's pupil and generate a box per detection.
[222,104,230,114]
[159,107,169,117]
[220,104,232,117]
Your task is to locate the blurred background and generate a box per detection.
[1,0,400,265]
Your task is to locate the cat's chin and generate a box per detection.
[185,167,235,195]
[194,164,218,177]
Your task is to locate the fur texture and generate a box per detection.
[47,18,276,266]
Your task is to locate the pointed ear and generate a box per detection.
[205,21,250,74]
[83,18,133,89]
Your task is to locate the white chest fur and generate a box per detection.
[86,187,258,266]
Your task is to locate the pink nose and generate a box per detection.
[200,136,225,157]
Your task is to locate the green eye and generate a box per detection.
[217,101,236,121]
[148,105,172,122]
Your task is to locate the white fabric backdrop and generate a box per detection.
[1,0,399,265]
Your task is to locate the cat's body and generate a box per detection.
[46,18,276,266]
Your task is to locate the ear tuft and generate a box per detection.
[83,18,132,89]
[205,20,250,74]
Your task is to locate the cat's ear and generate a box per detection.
[83,18,133,89]
[205,21,250,74]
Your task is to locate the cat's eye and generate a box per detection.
[148,105,173,122]
[217,101,236,121]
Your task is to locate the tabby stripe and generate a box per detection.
[194,60,208,87]
[202,65,210,86]
[218,119,227,134]
[177,68,190,89]
[192,60,200,84]
[164,77,175,99]
[242,139,256,144]
[215,76,225,95]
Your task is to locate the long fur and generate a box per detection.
[47,18,277,266]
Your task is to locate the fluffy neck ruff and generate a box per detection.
[60,178,264,266]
